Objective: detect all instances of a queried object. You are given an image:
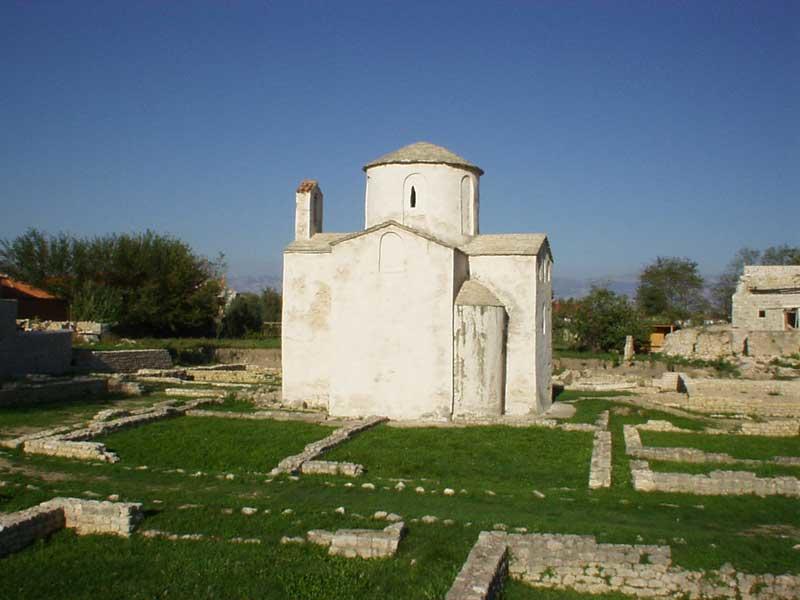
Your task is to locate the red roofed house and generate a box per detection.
[0,275,69,321]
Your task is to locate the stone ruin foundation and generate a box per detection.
[0,497,143,558]
[446,531,800,599]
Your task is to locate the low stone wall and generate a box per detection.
[306,521,406,559]
[47,497,143,536]
[663,326,734,360]
[625,422,797,469]
[588,430,612,489]
[500,532,800,599]
[0,503,65,557]
[630,459,800,497]
[0,497,143,557]
[270,415,387,475]
[0,376,107,407]
[0,330,72,378]
[663,324,800,359]
[73,349,172,373]
[186,409,326,423]
[746,331,800,357]
[0,299,16,338]
[445,531,800,599]
[24,438,118,462]
[445,530,509,600]
[300,460,364,477]
[649,378,800,418]
[554,357,668,378]
[213,348,281,368]
[20,398,219,462]
[740,420,800,436]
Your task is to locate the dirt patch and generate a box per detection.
[0,456,74,482]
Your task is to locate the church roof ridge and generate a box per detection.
[363,142,484,175]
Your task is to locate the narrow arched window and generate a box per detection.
[410,186,416,208]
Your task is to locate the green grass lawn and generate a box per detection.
[640,430,800,461]
[0,393,161,436]
[95,416,335,474]
[648,459,800,479]
[1,397,799,599]
[326,423,593,493]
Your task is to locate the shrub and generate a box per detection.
[571,286,648,353]
[222,293,263,338]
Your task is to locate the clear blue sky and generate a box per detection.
[1,1,797,292]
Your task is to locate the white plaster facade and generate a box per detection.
[282,142,553,420]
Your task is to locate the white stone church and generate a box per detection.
[282,142,553,420]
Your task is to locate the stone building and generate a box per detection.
[732,266,800,331]
[282,142,553,420]
[0,299,72,378]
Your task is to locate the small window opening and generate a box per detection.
[786,309,798,330]
[410,186,416,208]
[758,310,766,318]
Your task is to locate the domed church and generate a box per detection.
[282,142,553,420]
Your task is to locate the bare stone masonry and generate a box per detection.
[270,415,387,475]
[306,521,407,559]
[445,531,800,599]
[445,530,509,600]
[588,410,611,489]
[12,398,221,463]
[0,497,143,558]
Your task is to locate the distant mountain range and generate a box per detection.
[228,271,638,299]
[227,273,282,294]
[552,276,638,299]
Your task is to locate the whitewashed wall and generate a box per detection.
[466,255,542,415]
[328,224,456,420]
[453,303,507,418]
[281,253,333,408]
[365,163,479,245]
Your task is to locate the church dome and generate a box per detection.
[363,142,484,176]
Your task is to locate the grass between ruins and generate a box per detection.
[1,390,799,599]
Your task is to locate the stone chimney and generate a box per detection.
[295,180,323,241]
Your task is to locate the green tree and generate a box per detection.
[0,229,223,336]
[261,287,282,323]
[222,293,264,338]
[572,286,647,353]
[636,257,707,322]
[711,245,800,320]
